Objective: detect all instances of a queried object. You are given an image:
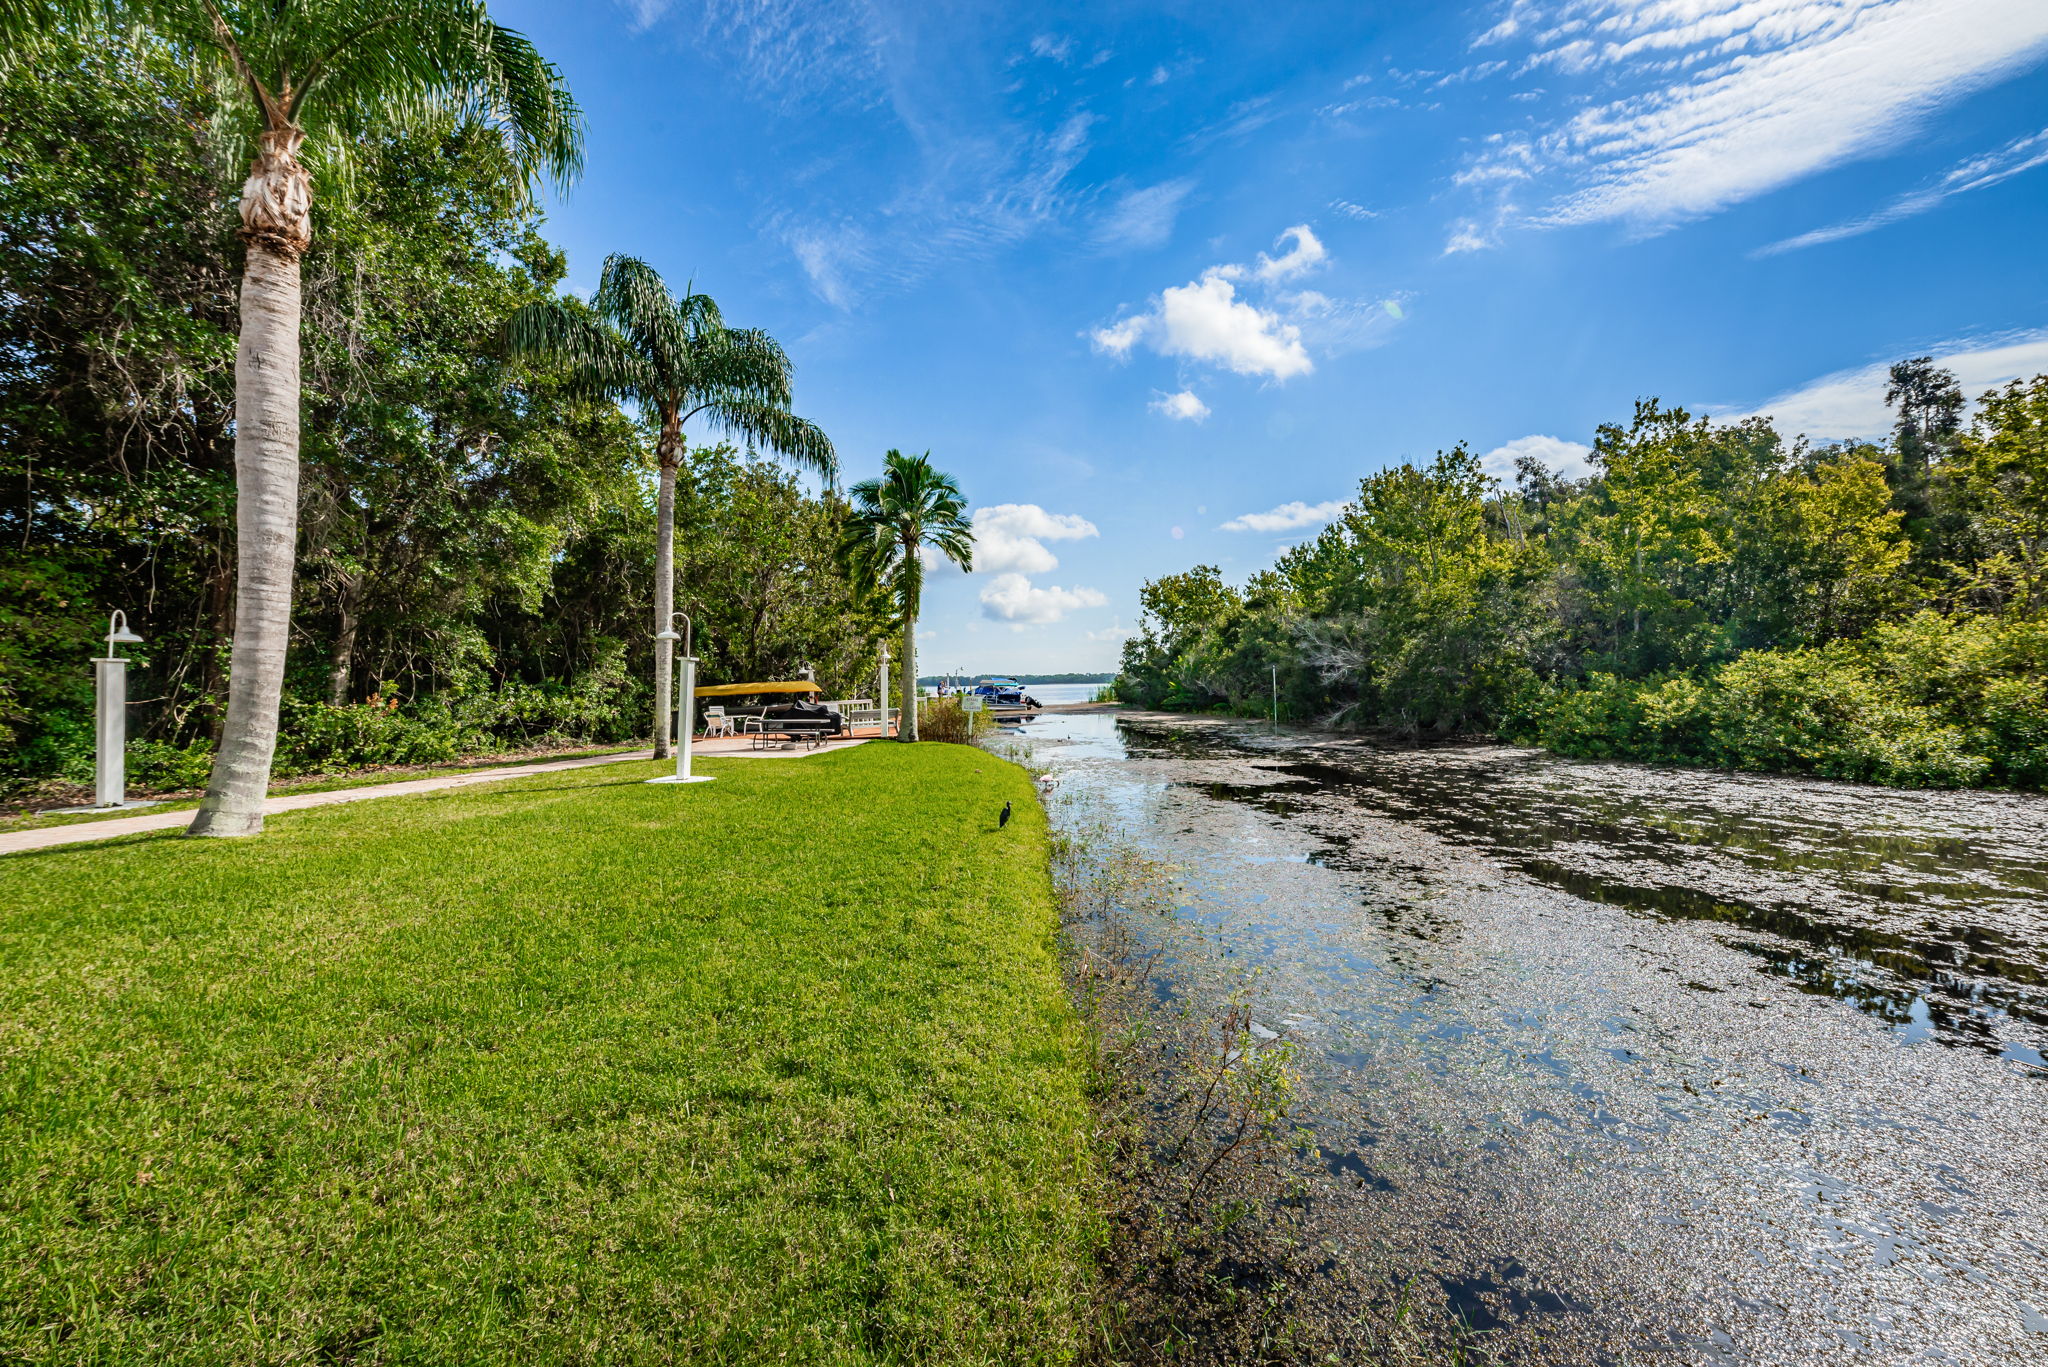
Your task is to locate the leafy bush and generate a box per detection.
[916,695,985,744]
[127,738,215,791]
[1508,612,2046,789]
[10,711,96,787]
[272,696,480,776]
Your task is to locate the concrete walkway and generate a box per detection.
[1,748,658,857]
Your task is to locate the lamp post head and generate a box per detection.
[654,629,681,643]
[104,610,142,658]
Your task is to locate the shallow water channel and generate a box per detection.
[1001,710,2048,1365]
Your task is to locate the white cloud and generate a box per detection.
[1738,329,2048,440]
[1329,199,1380,221]
[1150,389,1211,422]
[1157,273,1312,377]
[1092,269,1312,379]
[1444,219,1496,254]
[1479,434,1593,482]
[1463,1,2048,233]
[1758,127,2048,255]
[1252,225,1327,281]
[979,573,1109,624]
[1087,618,1133,643]
[1029,33,1072,62]
[971,504,1100,575]
[1221,499,1349,533]
[1095,178,1196,250]
[1091,314,1148,357]
[1090,226,1406,388]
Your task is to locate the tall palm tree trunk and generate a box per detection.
[190,129,309,837]
[651,413,687,758]
[652,457,676,758]
[900,543,921,741]
[901,610,918,741]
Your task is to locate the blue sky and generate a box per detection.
[497,0,2048,673]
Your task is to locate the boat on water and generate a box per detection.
[965,677,1044,714]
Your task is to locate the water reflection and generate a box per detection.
[1007,710,2048,1365]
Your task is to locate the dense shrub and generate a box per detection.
[127,738,217,792]
[272,696,480,775]
[916,695,986,744]
[1505,612,2043,788]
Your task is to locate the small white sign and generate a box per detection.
[960,694,984,713]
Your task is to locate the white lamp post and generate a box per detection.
[648,612,713,786]
[94,611,147,808]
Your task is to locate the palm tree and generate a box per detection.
[2,2,582,836]
[507,256,835,757]
[840,451,973,742]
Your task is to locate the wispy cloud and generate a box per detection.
[1758,127,2048,255]
[1734,329,2048,440]
[690,0,889,110]
[1029,33,1073,63]
[1221,499,1348,533]
[1250,225,1327,282]
[776,112,1098,307]
[1443,219,1496,255]
[680,3,1108,308]
[1094,178,1196,250]
[1457,1,2048,235]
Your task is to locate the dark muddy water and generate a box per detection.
[1001,710,2048,1366]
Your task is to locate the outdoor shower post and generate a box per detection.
[94,656,128,807]
[89,610,147,808]
[649,613,712,785]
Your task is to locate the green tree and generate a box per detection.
[1883,355,1965,550]
[507,256,834,757]
[840,451,973,742]
[1772,452,1907,641]
[1952,375,2048,616]
[673,444,892,696]
[3,0,584,836]
[1885,356,1965,479]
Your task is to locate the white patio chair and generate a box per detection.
[702,706,736,739]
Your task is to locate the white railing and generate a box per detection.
[824,698,898,734]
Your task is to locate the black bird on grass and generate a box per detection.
[999,801,1012,830]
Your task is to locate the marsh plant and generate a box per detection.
[1046,812,1335,1365]
[1040,777,1490,1366]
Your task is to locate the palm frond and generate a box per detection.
[35,3,586,204]
[593,255,690,378]
[836,450,973,620]
[505,300,650,399]
[697,327,793,409]
[708,405,838,486]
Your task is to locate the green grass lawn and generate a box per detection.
[0,745,1097,1365]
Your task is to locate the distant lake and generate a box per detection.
[929,682,1107,705]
